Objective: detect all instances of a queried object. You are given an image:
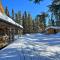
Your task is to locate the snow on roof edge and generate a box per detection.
[45,26,60,30]
[0,12,23,29]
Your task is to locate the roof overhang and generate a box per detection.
[0,12,23,29]
[45,26,60,31]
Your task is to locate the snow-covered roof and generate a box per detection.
[45,26,60,30]
[0,12,23,29]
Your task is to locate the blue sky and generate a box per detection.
[2,0,52,19]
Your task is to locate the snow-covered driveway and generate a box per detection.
[0,33,60,60]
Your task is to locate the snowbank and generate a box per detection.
[0,33,60,60]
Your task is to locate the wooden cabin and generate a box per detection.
[45,26,60,34]
[0,12,23,48]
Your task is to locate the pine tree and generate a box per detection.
[28,13,33,33]
[18,11,22,25]
[35,13,48,33]
[22,14,25,34]
[35,16,40,32]
[32,20,35,33]
[5,6,10,16]
[22,11,28,34]
[12,9,15,20]
[7,11,10,17]
[22,11,34,34]
[15,11,22,25]
[29,0,43,3]
[48,19,52,26]
[33,20,38,33]
[15,13,18,23]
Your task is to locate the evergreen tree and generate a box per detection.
[49,0,60,26]
[22,11,33,34]
[49,0,60,20]
[29,0,43,3]
[32,20,37,33]
[48,19,54,26]
[35,16,40,32]
[40,12,48,27]
[7,11,10,17]
[12,9,15,20]
[5,6,9,16]
[48,19,52,26]
[22,14,25,34]
[35,13,48,33]
[15,13,18,23]
[15,11,22,25]
[22,11,28,34]
[28,13,33,33]
[18,11,22,25]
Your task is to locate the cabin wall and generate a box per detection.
[0,20,23,48]
[47,28,55,34]
[0,21,9,48]
[46,28,60,34]
[56,29,60,32]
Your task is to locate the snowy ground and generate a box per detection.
[0,33,60,60]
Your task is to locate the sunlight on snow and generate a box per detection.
[0,33,60,60]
